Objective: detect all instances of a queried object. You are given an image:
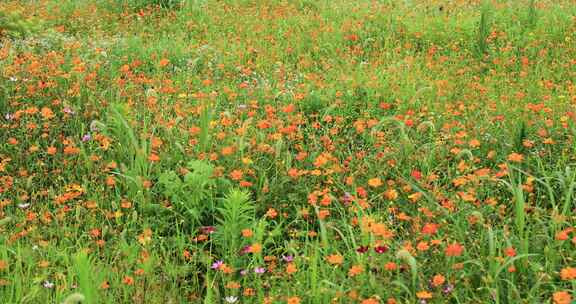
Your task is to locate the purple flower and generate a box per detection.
[239,245,251,255]
[211,260,223,270]
[254,267,266,274]
[63,107,74,115]
[443,284,454,295]
[240,269,248,276]
[282,255,294,263]
[89,121,100,132]
[42,280,54,289]
[82,134,91,142]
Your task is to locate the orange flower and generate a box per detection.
[286,263,297,275]
[416,241,430,251]
[560,267,576,280]
[318,209,330,219]
[243,288,255,296]
[265,208,278,218]
[313,154,329,167]
[120,64,130,73]
[371,223,393,239]
[159,58,170,67]
[552,291,572,304]
[121,199,132,209]
[138,228,153,246]
[239,180,252,187]
[326,254,344,265]
[134,268,145,276]
[432,274,446,287]
[287,296,301,304]
[421,223,439,236]
[90,228,101,238]
[123,276,134,285]
[416,291,433,299]
[348,265,364,277]
[100,280,110,289]
[148,153,160,162]
[249,243,262,254]
[384,262,397,271]
[0,260,7,271]
[221,264,233,274]
[104,175,115,187]
[40,107,54,120]
[241,229,253,238]
[384,189,398,200]
[361,298,380,304]
[507,152,524,162]
[47,146,57,155]
[38,260,50,268]
[469,138,481,148]
[221,146,235,156]
[368,177,382,188]
[63,145,80,155]
[504,247,516,257]
[445,242,464,257]
[556,229,570,241]
[229,169,243,181]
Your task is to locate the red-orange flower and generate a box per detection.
[445,242,464,257]
[123,276,134,285]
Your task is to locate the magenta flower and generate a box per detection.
[211,260,223,269]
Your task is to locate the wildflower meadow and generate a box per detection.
[0,0,575,303]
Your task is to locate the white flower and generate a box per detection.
[225,296,238,303]
[43,280,55,289]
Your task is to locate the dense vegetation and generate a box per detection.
[1,0,575,303]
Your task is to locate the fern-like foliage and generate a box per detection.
[214,189,255,260]
[101,103,151,202]
[0,11,41,39]
[71,251,100,304]
[475,2,492,58]
[158,160,226,227]
[116,0,184,10]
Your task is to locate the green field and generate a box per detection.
[1,0,575,303]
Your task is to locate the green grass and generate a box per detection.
[1,0,576,303]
